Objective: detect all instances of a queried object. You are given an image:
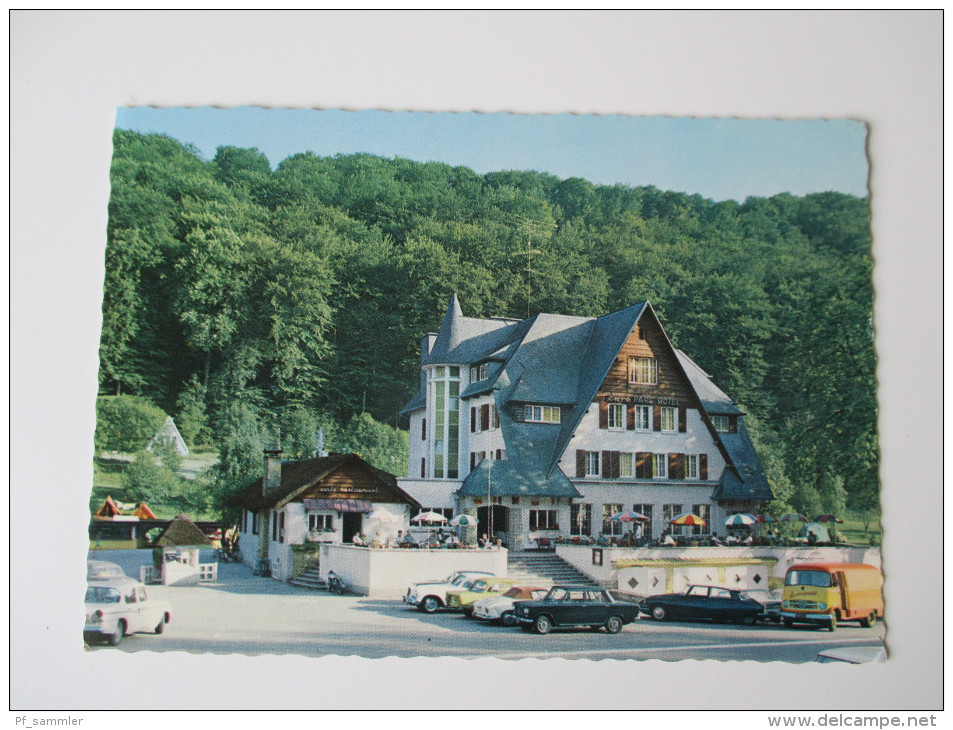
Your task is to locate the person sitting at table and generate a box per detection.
[352,533,366,546]
[479,533,489,548]
[444,531,459,546]
[741,533,753,545]
[711,532,723,546]
[725,533,738,545]
[660,532,676,547]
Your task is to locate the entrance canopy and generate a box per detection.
[303,498,373,513]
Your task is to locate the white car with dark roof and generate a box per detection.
[84,578,171,646]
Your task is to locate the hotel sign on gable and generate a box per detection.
[605,394,680,407]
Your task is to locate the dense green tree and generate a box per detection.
[98,131,877,524]
[95,396,167,453]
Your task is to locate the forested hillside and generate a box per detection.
[98,130,877,521]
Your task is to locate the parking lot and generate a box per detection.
[87,557,886,663]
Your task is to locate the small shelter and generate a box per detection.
[154,513,214,585]
[148,416,190,456]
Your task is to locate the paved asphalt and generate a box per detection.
[87,559,887,663]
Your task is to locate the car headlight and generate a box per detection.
[818,602,827,610]
[782,600,789,608]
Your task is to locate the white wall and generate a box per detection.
[555,544,883,590]
[319,544,509,598]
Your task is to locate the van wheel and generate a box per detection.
[860,611,877,628]
[828,612,838,631]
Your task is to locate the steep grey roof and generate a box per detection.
[458,458,580,499]
[675,350,743,415]
[675,351,770,501]
[711,420,773,501]
[422,294,521,366]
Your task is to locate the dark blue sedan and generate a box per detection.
[641,585,762,624]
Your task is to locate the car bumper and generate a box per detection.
[403,594,419,606]
[781,610,833,626]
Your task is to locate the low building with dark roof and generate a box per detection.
[229,450,420,581]
[399,295,773,549]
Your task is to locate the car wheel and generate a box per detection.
[501,611,516,627]
[651,605,668,621]
[419,596,441,614]
[860,611,877,628]
[108,621,125,647]
[534,615,553,635]
[605,616,624,634]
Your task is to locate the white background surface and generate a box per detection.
[9,10,943,711]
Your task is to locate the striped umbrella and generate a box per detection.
[610,510,650,522]
[724,513,757,527]
[669,512,707,527]
[412,511,448,524]
[755,514,777,524]
[780,512,808,523]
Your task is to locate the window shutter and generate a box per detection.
[421,418,427,440]
[729,416,738,434]
[576,450,586,478]
[470,407,477,432]
[627,405,635,430]
[481,404,490,431]
[679,407,687,433]
[653,405,662,431]
[493,405,500,429]
[636,452,650,479]
[612,451,621,479]
[700,454,708,480]
[601,451,612,478]
[599,401,609,429]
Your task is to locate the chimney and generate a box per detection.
[263,444,283,497]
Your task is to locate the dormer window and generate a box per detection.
[628,356,658,384]
[712,415,730,433]
[469,362,490,382]
[525,405,561,424]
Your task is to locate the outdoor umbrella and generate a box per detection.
[780,513,808,522]
[814,514,844,523]
[724,513,757,527]
[610,510,650,522]
[755,514,776,524]
[412,510,448,524]
[669,512,706,527]
[366,509,401,525]
[449,514,478,527]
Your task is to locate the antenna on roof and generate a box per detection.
[505,212,555,317]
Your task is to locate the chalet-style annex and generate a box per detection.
[398,295,772,550]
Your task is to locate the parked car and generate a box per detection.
[815,645,887,664]
[740,588,782,622]
[87,560,129,581]
[403,570,495,613]
[84,578,171,646]
[445,577,524,614]
[472,585,549,625]
[641,585,762,624]
[512,585,642,634]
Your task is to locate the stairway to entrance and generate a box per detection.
[507,550,593,587]
[289,565,326,590]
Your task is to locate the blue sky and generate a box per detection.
[116,107,868,203]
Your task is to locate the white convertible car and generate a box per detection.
[84,578,171,646]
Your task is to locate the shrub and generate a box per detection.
[95,396,167,453]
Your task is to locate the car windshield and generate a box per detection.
[546,587,568,601]
[470,581,489,592]
[785,570,832,587]
[85,586,121,603]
